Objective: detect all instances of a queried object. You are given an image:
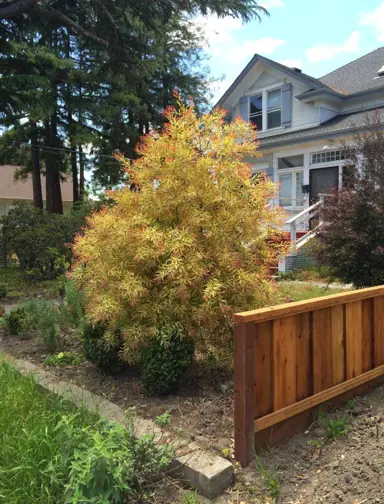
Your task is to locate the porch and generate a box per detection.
[253,145,355,272]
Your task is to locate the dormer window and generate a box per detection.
[248,87,282,131]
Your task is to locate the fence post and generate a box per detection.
[234,321,255,466]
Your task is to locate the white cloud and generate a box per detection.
[360,2,384,41]
[193,14,242,49]
[279,59,303,69]
[259,0,284,9]
[305,31,360,62]
[226,37,286,64]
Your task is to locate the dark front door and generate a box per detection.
[310,166,339,204]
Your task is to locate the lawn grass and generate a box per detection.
[0,358,95,503]
[0,265,62,301]
[0,357,172,504]
[277,281,344,304]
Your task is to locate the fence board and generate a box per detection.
[312,308,332,393]
[345,301,363,379]
[331,305,345,385]
[273,316,297,410]
[296,313,312,401]
[362,298,373,372]
[374,296,384,366]
[254,321,273,418]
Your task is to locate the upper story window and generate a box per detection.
[267,89,282,129]
[249,95,263,130]
[248,87,282,131]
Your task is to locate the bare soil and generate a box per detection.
[1,329,384,504]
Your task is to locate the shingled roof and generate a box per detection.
[0,165,73,201]
[320,47,384,95]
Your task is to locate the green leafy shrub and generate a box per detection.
[23,299,61,351]
[0,360,173,503]
[140,328,194,395]
[82,323,123,372]
[3,306,34,336]
[45,352,84,367]
[59,280,85,332]
[0,201,92,280]
[0,283,7,300]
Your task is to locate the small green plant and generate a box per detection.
[82,323,123,372]
[155,411,171,428]
[59,280,85,332]
[44,352,84,367]
[222,447,230,458]
[140,327,194,396]
[183,490,201,504]
[345,398,356,411]
[255,457,281,503]
[23,299,61,351]
[310,439,323,448]
[3,305,35,336]
[317,408,350,439]
[0,283,7,300]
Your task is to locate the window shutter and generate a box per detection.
[239,96,248,121]
[281,83,292,127]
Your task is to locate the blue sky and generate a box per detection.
[198,0,384,103]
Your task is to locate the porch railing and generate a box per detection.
[278,195,325,272]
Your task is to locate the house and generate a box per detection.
[0,165,73,215]
[216,47,384,271]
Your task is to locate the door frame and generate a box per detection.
[309,165,340,204]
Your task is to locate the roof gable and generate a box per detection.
[216,53,329,107]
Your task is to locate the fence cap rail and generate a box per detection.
[233,285,384,324]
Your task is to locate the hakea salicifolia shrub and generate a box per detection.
[70,97,288,361]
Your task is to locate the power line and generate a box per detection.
[11,141,123,160]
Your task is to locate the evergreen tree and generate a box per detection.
[0,0,268,207]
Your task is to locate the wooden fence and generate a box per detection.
[233,286,384,466]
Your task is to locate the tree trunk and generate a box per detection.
[66,30,79,203]
[71,149,79,202]
[45,118,63,214]
[79,146,85,200]
[30,121,43,209]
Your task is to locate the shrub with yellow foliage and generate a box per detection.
[71,99,286,361]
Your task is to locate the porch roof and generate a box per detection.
[259,107,384,150]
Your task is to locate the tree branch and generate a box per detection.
[0,0,39,18]
[25,7,109,47]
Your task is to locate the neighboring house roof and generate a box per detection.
[0,165,73,201]
[259,107,384,149]
[216,53,332,107]
[320,47,384,95]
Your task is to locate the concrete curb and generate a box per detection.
[10,357,234,499]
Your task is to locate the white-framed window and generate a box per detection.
[267,88,282,129]
[277,154,304,169]
[249,94,263,130]
[249,87,282,131]
[311,149,347,165]
[277,153,304,208]
[277,171,304,208]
